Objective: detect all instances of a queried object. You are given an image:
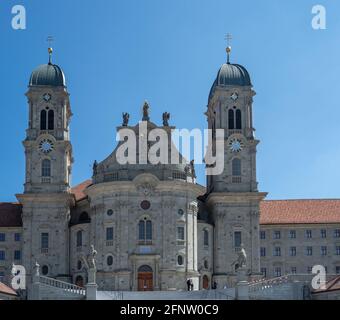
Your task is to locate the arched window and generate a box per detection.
[107,255,113,266]
[236,109,242,129]
[76,230,82,247]
[232,158,241,176]
[41,159,51,177]
[138,219,152,242]
[177,255,184,266]
[42,265,49,276]
[203,229,209,246]
[40,110,47,130]
[48,110,54,130]
[75,275,84,287]
[228,109,235,129]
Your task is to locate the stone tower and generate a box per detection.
[16,49,74,294]
[205,48,267,285]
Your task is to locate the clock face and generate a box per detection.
[43,93,51,102]
[230,92,238,101]
[229,138,243,153]
[39,139,54,154]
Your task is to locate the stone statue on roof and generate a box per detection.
[142,101,150,121]
[122,112,130,126]
[162,112,170,126]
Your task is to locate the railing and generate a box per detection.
[39,275,86,296]
[41,177,51,183]
[248,275,290,293]
[106,240,114,247]
[103,291,124,300]
[228,129,242,136]
[232,176,242,184]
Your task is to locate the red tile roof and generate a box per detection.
[71,180,92,201]
[312,275,340,293]
[0,282,17,296]
[0,203,22,227]
[260,199,340,225]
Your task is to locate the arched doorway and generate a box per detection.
[138,265,153,291]
[202,275,209,289]
[75,275,84,287]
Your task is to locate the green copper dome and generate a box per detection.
[29,63,66,87]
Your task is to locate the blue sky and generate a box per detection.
[0,0,339,201]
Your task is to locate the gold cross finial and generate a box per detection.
[224,33,232,64]
[47,36,54,64]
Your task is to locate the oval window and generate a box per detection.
[177,255,184,266]
[107,209,113,216]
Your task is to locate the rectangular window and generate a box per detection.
[203,230,209,246]
[146,221,152,240]
[261,268,267,277]
[334,229,340,238]
[41,233,49,249]
[0,271,4,282]
[177,227,185,241]
[273,231,281,240]
[274,267,281,277]
[106,227,114,241]
[14,250,21,261]
[14,233,21,242]
[274,247,281,257]
[234,231,242,249]
[336,246,340,256]
[305,230,312,239]
[291,267,297,274]
[260,231,266,240]
[290,247,297,256]
[289,230,296,239]
[0,233,5,242]
[0,251,5,260]
[321,229,327,238]
[306,246,313,256]
[307,266,313,274]
[260,247,266,257]
[321,246,327,256]
[336,266,340,274]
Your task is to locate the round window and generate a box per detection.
[42,265,49,275]
[107,255,113,266]
[178,209,184,216]
[141,200,151,210]
[107,209,113,216]
[177,255,184,266]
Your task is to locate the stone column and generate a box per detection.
[235,267,249,300]
[86,268,98,300]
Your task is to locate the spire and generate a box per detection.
[47,36,54,65]
[225,33,232,64]
[48,47,53,65]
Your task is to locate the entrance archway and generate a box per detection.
[138,265,153,291]
[75,275,84,287]
[202,275,209,289]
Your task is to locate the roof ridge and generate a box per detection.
[263,199,340,202]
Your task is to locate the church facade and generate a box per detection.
[1,47,340,298]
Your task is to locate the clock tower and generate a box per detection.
[16,48,74,294]
[206,47,267,285]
